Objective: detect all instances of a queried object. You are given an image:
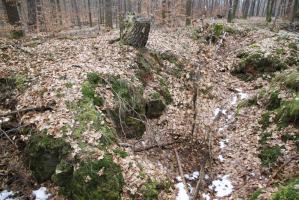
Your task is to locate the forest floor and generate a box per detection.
[0,18,298,200]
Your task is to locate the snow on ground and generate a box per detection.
[0,190,17,200]
[175,182,189,200]
[209,175,234,198]
[32,187,51,200]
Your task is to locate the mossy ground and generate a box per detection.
[259,145,281,167]
[140,179,172,200]
[232,51,287,81]
[271,178,299,200]
[25,134,71,182]
[57,155,124,200]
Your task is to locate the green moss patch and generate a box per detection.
[25,134,71,182]
[71,98,116,146]
[276,94,299,126]
[259,112,271,129]
[232,51,287,81]
[108,76,146,139]
[140,179,172,200]
[58,155,124,200]
[275,70,299,91]
[259,145,281,167]
[271,178,299,200]
[249,189,263,200]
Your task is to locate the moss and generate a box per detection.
[87,72,102,85]
[159,78,172,105]
[276,48,285,55]
[108,76,146,139]
[65,82,73,88]
[267,90,281,110]
[81,82,104,107]
[52,160,74,188]
[64,155,124,200]
[10,30,24,39]
[15,74,27,91]
[259,112,271,129]
[232,51,287,81]
[288,43,298,51]
[214,23,224,37]
[113,148,128,158]
[237,96,258,112]
[259,145,281,167]
[249,189,263,200]
[284,72,299,91]
[271,178,299,200]
[276,94,299,125]
[259,132,272,145]
[25,134,71,183]
[72,99,116,146]
[141,179,172,200]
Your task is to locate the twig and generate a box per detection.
[0,128,18,148]
[175,149,190,197]
[191,164,205,200]
[267,155,298,186]
[0,106,52,118]
[134,141,179,152]
[108,38,121,44]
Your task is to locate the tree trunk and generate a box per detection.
[291,0,299,22]
[227,0,233,22]
[2,0,20,25]
[232,0,239,18]
[121,15,150,48]
[186,0,192,25]
[105,0,113,28]
[266,0,275,22]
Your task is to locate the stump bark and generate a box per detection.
[121,16,150,48]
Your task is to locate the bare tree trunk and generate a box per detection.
[186,0,192,25]
[227,0,233,22]
[266,0,275,22]
[105,0,113,28]
[242,0,250,18]
[87,0,92,27]
[291,0,299,21]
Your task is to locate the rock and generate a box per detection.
[65,155,124,200]
[146,92,166,119]
[25,134,71,183]
[51,160,74,189]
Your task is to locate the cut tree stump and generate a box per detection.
[121,15,150,48]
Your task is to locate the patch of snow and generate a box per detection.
[176,176,182,182]
[209,175,234,197]
[202,193,211,200]
[231,96,237,105]
[213,108,226,119]
[175,182,189,200]
[0,190,17,200]
[0,117,10,124]
[219,139,229,149]
[205,174,209,180]
[238,92,248,100]
[184,171,199,181]
[218,155,225,162]
[32,187,51,200]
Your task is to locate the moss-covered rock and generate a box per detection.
[71,98,117,146]
[232,51,287,81]
[145,92,166,119]
[25,134,71,182]
[276,94,299,125]
[66,155,124,200]
[108,76,146,139]
[271,178,299,200]
[140,179,172,200]
[52,160,74,188]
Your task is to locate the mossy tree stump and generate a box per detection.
[121,15,150,48]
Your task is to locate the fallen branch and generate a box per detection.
[0,106,53,118]
[175,149,190,197]
[108,38,120,44]
[133,141,179,152]
[0,128,17,148]
[267,155,298,186]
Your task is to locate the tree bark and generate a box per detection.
[266,0,275,22]
[105,0,113,28]
[186,0,192,25]
[227,0,233,22]
[122,15,150,48]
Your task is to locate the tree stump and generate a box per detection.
[121,15,150,48]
